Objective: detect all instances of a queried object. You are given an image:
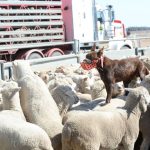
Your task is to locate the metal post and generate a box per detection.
[0,63,5,80]
[73,39,80,54]
[135,47,138,55]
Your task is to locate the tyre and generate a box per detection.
[27,52,43,59]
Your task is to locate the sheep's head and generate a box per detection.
[0,81,21,101]
[140,74,150,94]
[12,60,34,80]
[125,86,150,113]
[51,85,79,116]
[112,82,125,98]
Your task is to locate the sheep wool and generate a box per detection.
[12,60,63,150]
[0,80,53,150]
[62,86,150,150]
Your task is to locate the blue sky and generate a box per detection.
[95,0,150,27]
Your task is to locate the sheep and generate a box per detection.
[47,75,76,92]
[136,74,150,150]
[91,79,125,99]
[140,56,150,70]
[91,79,107,99]
[139,105,150,150]
[12,60,63,150]
[51,85,79,118]
[140,74,150,93]
[76,92,92,103]
[62,86,150,150]
[62,97,126,124]
[0,80,53,150]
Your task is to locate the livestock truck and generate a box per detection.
[0,0,133,61]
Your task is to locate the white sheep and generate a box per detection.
[51,85,79,118]
[62,86,150,150]
[139,105,150,150]
[63,97,126,124]
[12,60,63,150]
[140,74,150,93]
[138,75,150,150]
[76,92,92,103]
[91,79,125,99]
[47,75,76,92]
[0,80,53,150]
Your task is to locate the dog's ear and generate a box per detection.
[91,43,96,51]
[97,47,104,57]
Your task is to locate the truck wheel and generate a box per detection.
[27,52,44,60]
[15,49,44,60]
[120,45,131,50]
[44,48,64,57]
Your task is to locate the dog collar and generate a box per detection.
[80,56,104,70]
[97,56,104,68]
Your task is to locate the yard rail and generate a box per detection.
[1,37,150,80]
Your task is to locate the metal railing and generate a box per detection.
[1,36,150,80]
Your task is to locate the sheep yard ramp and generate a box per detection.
[0,47,149,80]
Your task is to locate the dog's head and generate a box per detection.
[80,43,104,70]
[85,43,104,64]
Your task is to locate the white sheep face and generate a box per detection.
[12,60,34,80]
[0,81,21,100]
[126,86,150,113]
[113,81,125,96]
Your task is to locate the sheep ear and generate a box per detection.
[124,88,135,95]
[124,88,134,91]
[12,60,18,67]
[83,77,88,81]
[34,71,40,75]
[91,43,96,51]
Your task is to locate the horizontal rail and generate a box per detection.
[0,53,79,80]
[0,1,62,6]
[80,37,150,44]
[0,29,64,36]
[0,21,63,27]
[0,15,62,21]
[0,9,62,14]
[0,41,74,51]
[0,35,64,43]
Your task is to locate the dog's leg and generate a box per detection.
[105,82,113,103]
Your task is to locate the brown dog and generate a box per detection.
[84,44,149,103]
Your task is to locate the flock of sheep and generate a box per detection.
[0,56,150,150]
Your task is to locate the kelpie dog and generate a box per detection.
[84,44,149,103]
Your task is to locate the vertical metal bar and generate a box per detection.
[0,63,5,80]
[73,39,80,54]
[135,47,138,55]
